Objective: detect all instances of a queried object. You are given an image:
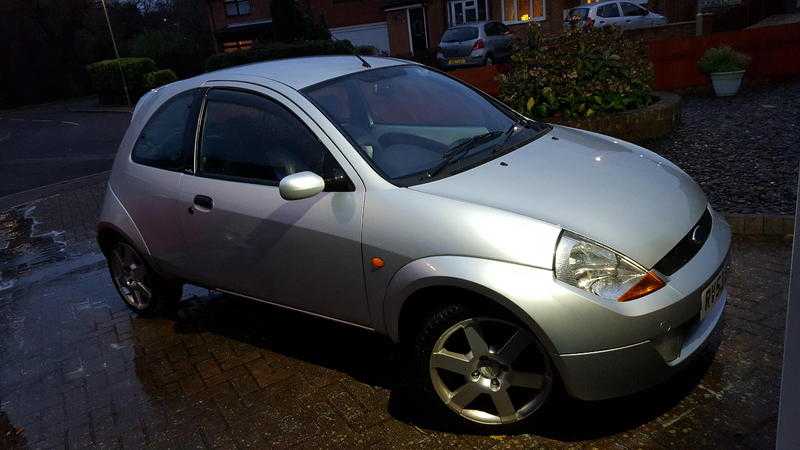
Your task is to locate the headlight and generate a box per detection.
[554,231,665,302]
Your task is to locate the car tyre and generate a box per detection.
[107,240,183,316]
[485,55,494,66]
[410,303,555,430]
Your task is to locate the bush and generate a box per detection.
[697,46,751,74]
[87,57,157,105]
[205,39,355,72]
[143,69,178,91]
[355,45,380,56]
[498,25,654,120]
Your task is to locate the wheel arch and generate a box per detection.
[383,256,561,361]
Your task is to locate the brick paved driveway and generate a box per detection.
[0,176,791,449]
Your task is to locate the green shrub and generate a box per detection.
[87,57,157,105]
[205,39,355,72]
[355,45,380,56]
[143,69,178,91]
[498,25,654,120]
[697,46,750,74]
[131,30,203,77]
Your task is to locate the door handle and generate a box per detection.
[190,195,213,213]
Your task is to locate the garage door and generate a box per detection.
[331,22,390,55]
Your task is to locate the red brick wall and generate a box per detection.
[308,0,385,28]
[209,0,272,31]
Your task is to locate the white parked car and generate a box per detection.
[566,1,667,30]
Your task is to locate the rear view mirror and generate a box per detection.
[279,171,325,200]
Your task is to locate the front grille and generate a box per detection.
[653,209,712,276]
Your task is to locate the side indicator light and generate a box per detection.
[618,271,666,302]
[371,257,385,269]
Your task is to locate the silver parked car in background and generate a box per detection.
[566,0,667,30]
[436,21,513,69]
[99,56,729,428]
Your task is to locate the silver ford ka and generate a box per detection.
[98,56,730,428]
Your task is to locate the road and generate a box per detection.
[0,101,130,197]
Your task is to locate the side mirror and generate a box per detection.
[279,171,325,200]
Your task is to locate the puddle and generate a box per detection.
[0,205,66,291]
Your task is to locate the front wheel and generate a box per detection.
[412,304,554,428]
[107,241,182,316]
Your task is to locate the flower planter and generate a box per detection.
[710,70,745,97]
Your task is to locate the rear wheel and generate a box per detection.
[412,303,554,428]
[485,55,494,66]
[107,241,182,316]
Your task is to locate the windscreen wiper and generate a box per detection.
[425,130,503,179]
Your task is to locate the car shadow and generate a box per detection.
[166,289,721,441]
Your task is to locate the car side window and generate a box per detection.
[484,22,498,36]
[620,2,647,16]
[496,23,510,34]
[197,88,344,187]
[131,89,199,171]
[598,3,620,18]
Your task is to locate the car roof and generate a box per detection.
[188,55,411,91]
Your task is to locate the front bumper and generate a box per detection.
[545,207,732,401]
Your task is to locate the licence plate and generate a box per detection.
[448,58,466,65]
[700,265,728,320]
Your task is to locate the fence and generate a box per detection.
[449,22,800,95]
[649,22,800,90]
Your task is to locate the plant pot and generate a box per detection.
[709,70,745,97]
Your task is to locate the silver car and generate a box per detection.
[566,1,667,30]
[98,56,730,428]
[436,21,513,70]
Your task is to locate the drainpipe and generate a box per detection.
[206,0,220,54]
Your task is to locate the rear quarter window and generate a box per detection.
[131,89,200,171]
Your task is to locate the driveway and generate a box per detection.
[0,175,790,449]
[0,101,130,197]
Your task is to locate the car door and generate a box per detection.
[619,2,649,29]
[595,3,623,28]
[177,83,370,326]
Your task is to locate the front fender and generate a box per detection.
[382,256,562,359]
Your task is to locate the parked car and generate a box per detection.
[99,56,730,428]
[566,0,667,30]
[436,21,513,70]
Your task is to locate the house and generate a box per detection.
[207,0,585,57]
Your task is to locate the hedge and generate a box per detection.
[205,39,355,72]
[499,25,653,120]
[143,69,178,91]
[87,57,157,105]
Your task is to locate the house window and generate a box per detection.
[222,39,254,52]
[448,0,489,26]
[502,0,545,23]
[225,0,251,16]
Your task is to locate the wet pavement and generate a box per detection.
[0,177,792,449]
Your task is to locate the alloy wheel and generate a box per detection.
[110,242,152,310]
[429,317,553,425]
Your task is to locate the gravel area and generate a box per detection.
[650,79,800,215]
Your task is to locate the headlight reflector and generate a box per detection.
[554,231,665,302]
